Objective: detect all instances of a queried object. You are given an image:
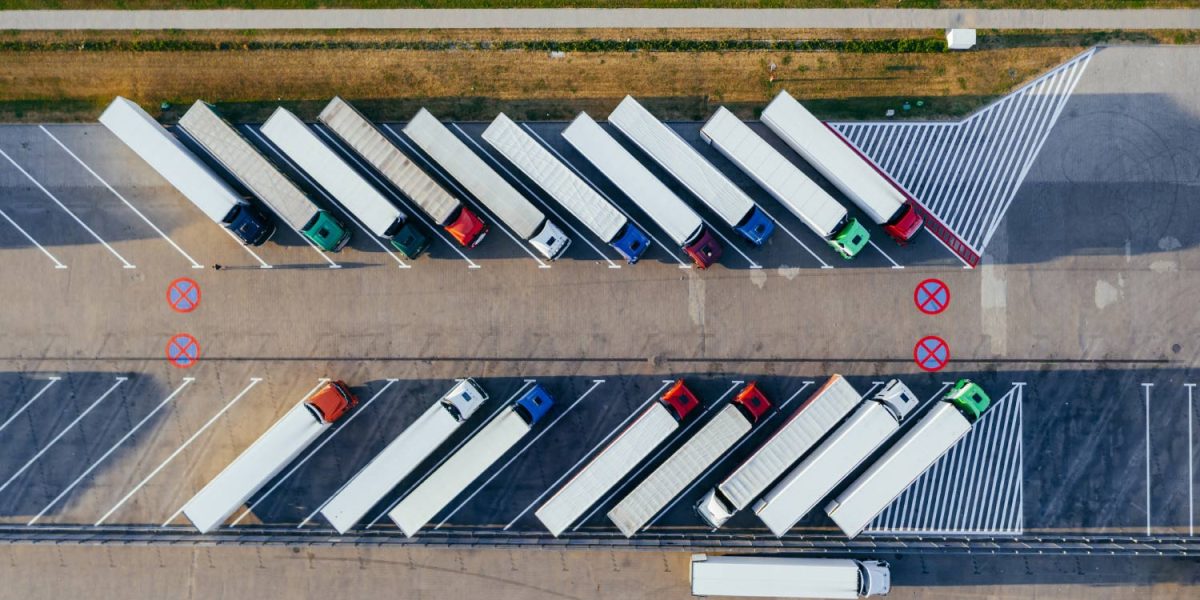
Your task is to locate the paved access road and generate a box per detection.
[0,8,1198,30]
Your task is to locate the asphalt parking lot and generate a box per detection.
[0,46,1197,548]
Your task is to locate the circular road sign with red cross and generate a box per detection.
[914,278,950,315]
[167,277,201,313]
[914,335,950,372]
[166,333,200,369]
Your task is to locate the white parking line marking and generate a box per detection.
[28,378,195,525]
[0,208,68,269]
[382,124,550,269]
[311,124,480,269]
[503,379,674,531]
[647,379,813,530]
[228,379,398,527]
[1142,381,1152,537]
[868,240,903,269]
[238,126,343,269]
[0,148,135,268]
[451,124,621,268]
[363,380,537,530]
[95,377,262,526]
[522,125,693,269]
[0,377,126,497]
[40,126,205,270]
[0,377,61,437]
[750,203,832,269]
[572,380,742,533]
[1187,383,1195,537]
[434,379,605,530]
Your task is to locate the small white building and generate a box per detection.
[946,28,977,50]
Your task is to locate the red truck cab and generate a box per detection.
[661,379,702,422]
[445,206,489,248]
[733,382,772,423]
[882,202,924,244]
[304,380,359,424]
[684,227,724,269]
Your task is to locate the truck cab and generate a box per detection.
[303,211,352,252]
[873,379,920,422]
[733,382,772,423]
[610,223,652,264]
[227,203,276,246]
[514,384,555,426]
[388,221,432,259]
[883,202,924,244]
[446,206,489,248]
[830,216,870,259]
[945,379,991,423]
[530,221,572,260]
[440,378,489,422]
[733,206,776,247]
[684,227,724,269]
[304,380,359,424]
[858,560,892,597]
[696,490,735,529]
[661,379,701,421]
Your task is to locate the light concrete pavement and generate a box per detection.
[0,8,1199,30]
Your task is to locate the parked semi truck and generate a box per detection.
[607,383,771,537]
[482,113,651,263]
[696,375,862,529]
[402,109,570,260]
[761,90,923,244]
[317,97,489,248]
[562,112,723,269]
[259,107,429,258]
[754,379,920,537]
[826,380,992,538]
[607,96,776,246]
[389,385,555,537]
[177,101,350,252]
[98,97,274,246]
[181,381,358,533]
[320,379,489,534]
[700,107,869,259]
[535,379,700,537]
[690,555,891,599]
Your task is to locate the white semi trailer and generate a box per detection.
[607,384,771,538]
[607,96,776,246]
[259,106,430,258]
[389,385,554,537]
[320,380,488,534]
[754,379,920,537]
[98,97,274,246]
[181,381,357,534]
[825,380,992,538]
[402,109,570,260]
[700,106,869,260]
[562,112,723,269]
[534,380,699,537]
[760,90,924,243]
[690,554,891,599]
[482,113,651,264]
[177,101,350,252]
[317,97,490,249]
[696,375,862,529]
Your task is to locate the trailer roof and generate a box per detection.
[562,113,703,247]
[178,101,318,230]
[402,109,544,239]
[609,96,755,227]
[762,90,906,225]
[98,97,244,223]
[260,107,402,238]
[701,107,846,238]
[319,97,462,225]
[483,114,626,243]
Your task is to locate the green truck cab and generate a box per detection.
[389,221,432,259]
[829,216,871,260]
[944,379,991,423]
[303,211,352,252]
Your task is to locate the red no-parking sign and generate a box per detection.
[914,335,950,372]
[166,333,200,369]
[914,278,950,315]
[166,278,201,313]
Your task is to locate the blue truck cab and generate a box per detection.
[610,223,652,264]
[733,205,776,246]
[227,203,276,246]
[513,384,555,426]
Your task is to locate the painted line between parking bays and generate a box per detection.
[0,208,68,269]
[0,377,61,438]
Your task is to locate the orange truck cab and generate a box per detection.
[305,380,359,424]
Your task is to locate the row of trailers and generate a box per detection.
[177,376,992,543]
[98,92,924,269]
